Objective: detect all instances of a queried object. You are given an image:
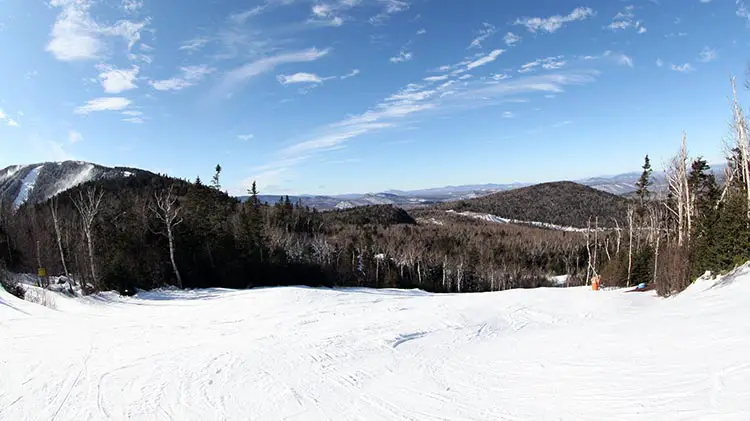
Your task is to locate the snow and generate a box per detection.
[549,274,570,286]
[49,163,95,200]
[12,165,42,208]
[2,268,750,420]
[0,165,21,184]
[446,209,607,232]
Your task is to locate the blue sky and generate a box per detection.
[0,0,749,195]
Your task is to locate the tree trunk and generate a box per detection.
[167,225,183,289]
[50,199,69,277]
[85,229,98,290]
[627,207,634,288]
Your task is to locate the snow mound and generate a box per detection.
[1,271,750,419]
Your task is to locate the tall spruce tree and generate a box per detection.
[635,155,653,209]
[241,181,265,267]
[689,157,721,276]
[211,165,222,190]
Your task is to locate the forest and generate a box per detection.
[1,78,750,298]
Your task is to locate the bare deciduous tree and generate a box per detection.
[731,77,750,219]
[649,203,664,286]
[150,186,184,289]
[665,132,691,246]
[626,204,635,287]
[49,196,69,278]
[72,187,104,291]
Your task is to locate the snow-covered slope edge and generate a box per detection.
[1,266,749,420]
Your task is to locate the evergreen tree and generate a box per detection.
[211,164,222,190]
[689,158,720,277]
[240,181,266,269]
[195,175,202,186]
[635,155,653,209]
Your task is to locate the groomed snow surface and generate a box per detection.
[2,268,750,420]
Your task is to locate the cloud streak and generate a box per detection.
[515,7,594,33]
[150,65,215,91]
[75,97,132,114]
[218,48,330,93]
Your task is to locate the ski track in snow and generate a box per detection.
[2,271,750,420]
[12,165,42,208]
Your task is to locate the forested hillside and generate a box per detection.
[440,181,629,228]
[0,168,594,295]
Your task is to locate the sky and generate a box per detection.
[0,0,749,195]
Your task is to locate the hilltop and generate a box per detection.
[437,181,629,228]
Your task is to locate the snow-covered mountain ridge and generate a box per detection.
[0,161,149,209]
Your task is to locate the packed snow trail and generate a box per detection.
[2,270,750,420]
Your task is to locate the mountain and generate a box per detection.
[434,181,629,228]
[0,161,151,209]
[3,160,726,212]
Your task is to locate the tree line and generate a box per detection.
[598,77,750,295]
[1,76,749,298]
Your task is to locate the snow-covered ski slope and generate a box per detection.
[2,269,750,420]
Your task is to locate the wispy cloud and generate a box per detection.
[468,23,496,49]
[238,134,254,141]
[466,49,504,70]
[122,0,143,13]
[656,58,664,67]
[698,47,718,62]
[179,36,210,53]
[606,5,647,33]
[281,72,596,159]
[518,56,566,73]
[75,97,132,114]
[515,7,595,33]
[229,4,268,24]
[671,63,694,72]
[277,72,327,85]
[150,65,214,91]
[424,75,450,82]
[390,50,413,63]
[738,1,750,25]
[370,0,410,24]
[68,130,83,143]
[0,109,20,127]
[340,69,360,79]
[219,48,330,93]
[504,32,521,47]
[98,64,139,93]
[603,51,634,68]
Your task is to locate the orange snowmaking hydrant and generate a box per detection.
[591,276,600,291]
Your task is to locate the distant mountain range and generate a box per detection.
[1,161,726,211]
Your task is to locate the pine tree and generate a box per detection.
[211,165,222,190]
[195,175,202,186]
[635,155,653,210]
[240,181,266,267]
